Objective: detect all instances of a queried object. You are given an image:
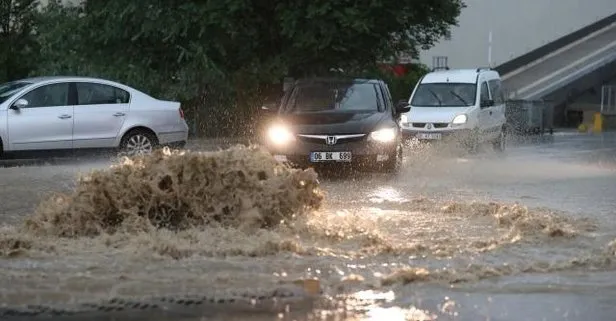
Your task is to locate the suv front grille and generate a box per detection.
[297,136,323,144]
[296,134,366,145]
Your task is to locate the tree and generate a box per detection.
[31,0,465,136]
[0,0,39,82]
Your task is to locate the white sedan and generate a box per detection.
[0,76,189,157]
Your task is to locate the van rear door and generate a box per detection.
[478,79,494,138]
[488,79,507,132]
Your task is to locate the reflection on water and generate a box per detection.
[335,289,441,321]
[367,186,407,204]
[366,306,437,321]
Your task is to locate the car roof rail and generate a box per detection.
[476,67,491,72]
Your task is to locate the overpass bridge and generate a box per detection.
[498,14,616,100]
[495,13,616,126]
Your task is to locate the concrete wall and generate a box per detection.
[419,0,616,69]
[567,76,616,122]
[573,77,616,104]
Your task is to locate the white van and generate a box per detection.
[399,68,507,152]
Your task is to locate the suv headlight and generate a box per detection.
[399,114,409,126]
[267,124,295,145]
[369,128,396,143]
[452,114,467,124]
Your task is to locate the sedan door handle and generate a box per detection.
[113,112,126,117]
[58,114,72,119]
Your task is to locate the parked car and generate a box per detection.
[399,67,507,152]
[259,77,411,173]
[0,76,188,158]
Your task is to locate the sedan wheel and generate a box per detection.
[382,143,403,173]
[121,130,157,156]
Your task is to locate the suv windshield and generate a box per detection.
[410,83,477,107]
[285,82,381,113]
[0,81,32,104]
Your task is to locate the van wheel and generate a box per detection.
[493,127,507,152]
[464,129,480,154]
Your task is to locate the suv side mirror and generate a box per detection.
[480,99,494,108]
[10,98,28,110]
[395,100,411,114]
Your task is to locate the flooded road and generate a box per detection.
[1,131,615,321]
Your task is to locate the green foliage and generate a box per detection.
[354,63,431,102]
[34,0,221,101]
[0,0,39,82]
[2,0,464,136]
[276,0,464,76]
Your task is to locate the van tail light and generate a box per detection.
[179,107,185,119]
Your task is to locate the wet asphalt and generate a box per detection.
[0,130,615,321]
[387,130,616,321]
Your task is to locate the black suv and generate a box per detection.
[259,77,411,172]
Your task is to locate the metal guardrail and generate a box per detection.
[505,99,554,135]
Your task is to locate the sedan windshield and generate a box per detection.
[285,82,381,113]
[410,83,477,107]
[0,81,32,104]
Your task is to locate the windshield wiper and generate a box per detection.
[427,89,442,106]
[449,91,469,106]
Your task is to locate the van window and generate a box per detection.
[480,82,490,101]
[488,79,504,104]
[410,83,476,107]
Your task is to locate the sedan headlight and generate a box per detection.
[369,128,397,143]
[267,124,295,145]
[452,114,467,124]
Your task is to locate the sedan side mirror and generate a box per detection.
[10,98,28,110]
[480,99,494,108]
[260,102,278,112]
[395,100,411,114]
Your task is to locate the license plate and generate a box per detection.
[310,151,352,162]
[417,133,442,140]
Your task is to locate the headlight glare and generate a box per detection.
[452,114,467,124]
[369,128,396,143]
[267,124,295,145]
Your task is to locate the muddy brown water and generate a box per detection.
[1,138,616,321]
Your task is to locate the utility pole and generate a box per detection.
[487,0,493,67]
[488,30,493,67]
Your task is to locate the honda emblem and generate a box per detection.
[326,136,337,145]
